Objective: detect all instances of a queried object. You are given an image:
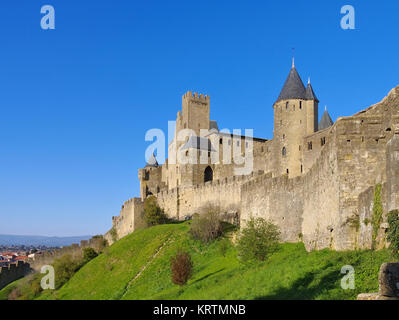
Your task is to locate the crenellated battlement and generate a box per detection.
[183,91,210,102]
[0,261,31,290]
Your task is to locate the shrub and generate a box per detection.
[144,196,168,226]
[170,250,193,286]
[190,206,223,243]
[237,217,281,262]
[7,274,43,300]
[387,210,399,256]
[53,254,84,289]
[109,227,118,243]
[8,287,22,300]
[83,247,98,263]
[91,235,108,251]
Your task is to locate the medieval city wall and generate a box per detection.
[241,123,340,250]
[156,172,264,220]
[28,236,106,272]
[106,197,145,243]
[107,86,399,252]
[0,261,31,290]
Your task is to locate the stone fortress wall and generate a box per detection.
[27,236,106,272]
[0,261,31,291]
[105,60,399,253]
[0,236,106,291]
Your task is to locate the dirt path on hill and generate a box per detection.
[118,234,173,299]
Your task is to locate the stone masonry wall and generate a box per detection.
[104,197,145,245]
[0,261,31,291]
[107,86,399,252]
[28,236,105,272]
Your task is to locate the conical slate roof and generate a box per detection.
[145,152,159,167]
[305,81,319,102]
[318,108,334,130]
[276,66,306,103]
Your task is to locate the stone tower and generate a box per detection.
[177,91,210,137]
[168,91,211,189]
[273,59,319,177]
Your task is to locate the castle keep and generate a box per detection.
[105,61,399,251]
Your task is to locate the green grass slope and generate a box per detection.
[1,221,395,300]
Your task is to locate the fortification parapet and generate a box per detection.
[0,261,32,290]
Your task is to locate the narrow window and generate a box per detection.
[282,134,285,139]
[286,169,289,174]
[308,142,313,150]
[299,145,301,151]
[321,137,326,146]
[299,101,302,109]
[301,165,303,173]
[286,102,289,109]
[219,138,223,144]
[282,147,287,157]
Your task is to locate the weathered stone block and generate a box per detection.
[379,263,399,297]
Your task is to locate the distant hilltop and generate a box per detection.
[0,234,92,247]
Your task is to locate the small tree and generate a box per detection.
[237,217,281,262]
[83,247,98,263]
[171,250,193,286]
[190,206,223,243]
[53,254,83,289]
[387,210,399,256]
[144,196,168,226]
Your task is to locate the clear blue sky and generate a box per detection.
[0,0,398,236]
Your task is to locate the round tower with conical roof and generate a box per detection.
[272,59,319,178]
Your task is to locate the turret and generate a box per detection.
[272,59,319,177]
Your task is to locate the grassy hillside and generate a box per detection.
[1,221,396,300]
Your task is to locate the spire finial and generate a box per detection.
[325,105,327,111]
[308,77,311,85]
[291,47,295,68]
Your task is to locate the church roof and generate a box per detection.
[276,64,306,103]
[180,136,216,151]
[318,107,334,130]
[145,152,159,168]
